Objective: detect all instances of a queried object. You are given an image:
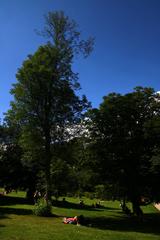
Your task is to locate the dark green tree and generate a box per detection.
[88,87,160,215]
[0,124,23,191]
[9,11,93,203]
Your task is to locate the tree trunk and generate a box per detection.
[26,188,35,203]
[131,196,143,219]
[45,163,51,204]
[44,129,52,205]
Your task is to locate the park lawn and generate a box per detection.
[0,191,160,240]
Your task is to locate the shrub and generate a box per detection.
[33,199,52,217]
[94,185,107,200]
[84,191,95,199]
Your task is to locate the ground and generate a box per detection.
[0,191,160,240]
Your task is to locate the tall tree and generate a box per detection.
[8,11,93,203]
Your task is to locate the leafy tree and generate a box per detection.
[88,87,160,215]
[47,136,96,198]
[144,114,160,202]
[69,137,98,195]
[0,124,21,190]
[9,11,93,203]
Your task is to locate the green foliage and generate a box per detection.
[83,191,95,199]
[65,137,99,194]
[88,87,160,208]
[33,199,52,217]
[94,184,120,200]
[50,157,77,197]
[0,124,35,191]
[94,185,107,200]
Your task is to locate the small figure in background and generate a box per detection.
[120,201,131,215]
[79,199,84,208]
[34,190,41,203]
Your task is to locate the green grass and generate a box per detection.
[0,191,160,240]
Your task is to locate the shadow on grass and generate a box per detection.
[0,208,11,228]
[0,195,32,206]
[0,207,33,216]
[0,225,5,227]
[0,206,60,219]
[52,200,118,211]
[0,213,10,219]
[86,213,160,235]
[0,222,5,228]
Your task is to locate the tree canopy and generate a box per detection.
[88,87,160,215]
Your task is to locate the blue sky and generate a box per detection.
[1,0,160,119]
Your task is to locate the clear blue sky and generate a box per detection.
[1,0,160,120]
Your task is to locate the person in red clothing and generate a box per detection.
[63,216,78,224]
[63,215,85,225]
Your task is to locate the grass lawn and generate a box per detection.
[0,191,160,240]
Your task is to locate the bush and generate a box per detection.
[84,192,95,199]
[94,185,107,200]
[33,199,52,217]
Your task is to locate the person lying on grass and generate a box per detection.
[63,215,85,225]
